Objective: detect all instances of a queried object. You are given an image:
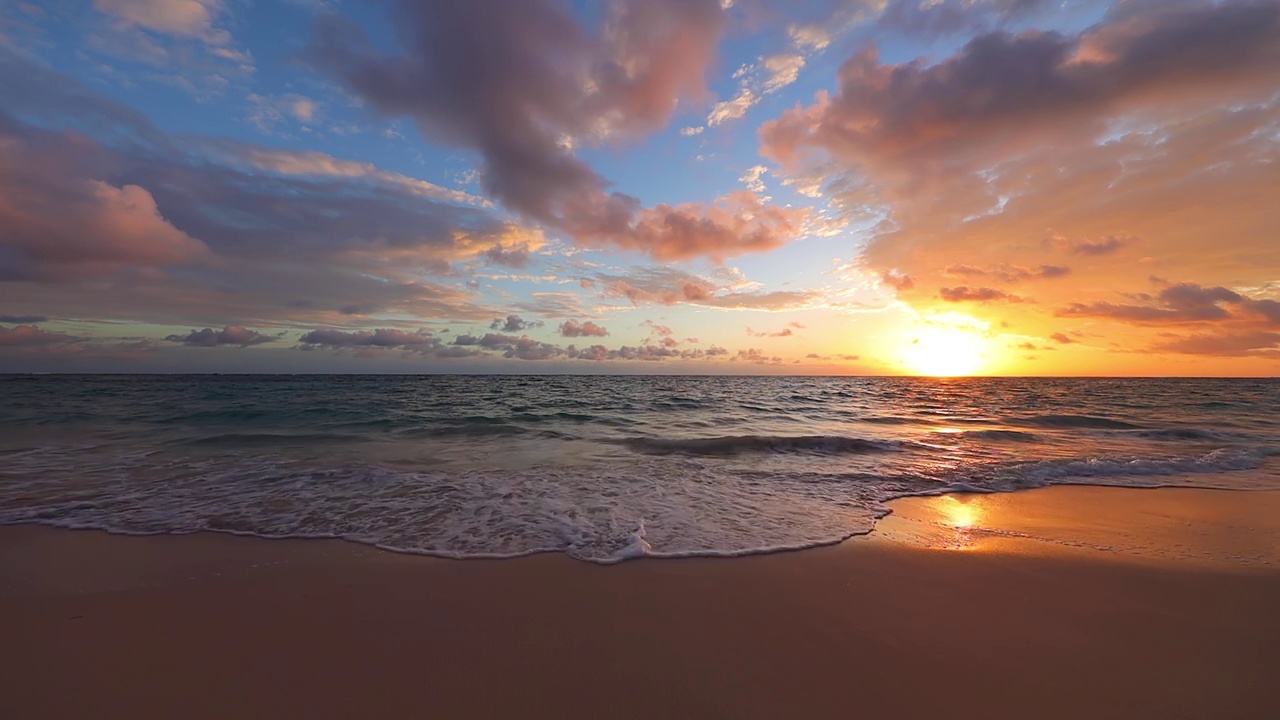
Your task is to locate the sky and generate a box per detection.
[0,0,1278,375]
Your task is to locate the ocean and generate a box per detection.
[2,375,1277,562]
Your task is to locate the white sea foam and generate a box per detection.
[1,445,1274,563]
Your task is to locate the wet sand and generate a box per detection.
[3,486,1279,719]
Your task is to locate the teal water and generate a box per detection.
[2,375,1277,562]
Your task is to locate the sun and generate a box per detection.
[902,324,989,376]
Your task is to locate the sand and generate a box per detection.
[3,486,1279,719]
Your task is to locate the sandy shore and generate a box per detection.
[3,486,1279,719]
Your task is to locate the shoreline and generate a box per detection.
[5,483,1279,569]
[4,485,1279,719]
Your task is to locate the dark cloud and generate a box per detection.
[165,326,275,347]
[482,245,533,268]
[572,343,728,362]
[451,332,563,360]
[559,320,609,338]
[1150,331,1280,357]
[764,2,1280,172]
[305,1,808,261]
[299,328,439,348]
[1049,332,1075,344]
[490,315,543,332]
[1056,282,1277,325]
[0,315,48,324]
[939,286,1028,303]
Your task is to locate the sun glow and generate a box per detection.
[902,323,990,376]
[942,495,979,529]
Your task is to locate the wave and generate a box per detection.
[396,423,527,439]
[1131,428,1238,442]
[175,432,366,446]
[859,415,918,425]
[615,434,902,456]
[1017,414,1143,430]
[940,429,1042,442]
[1001,448,1266,489]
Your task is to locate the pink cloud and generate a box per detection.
[559,320,609,337]
[0,324,79,346]
[0,130,209,280]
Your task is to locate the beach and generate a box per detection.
[4,485,1278,720]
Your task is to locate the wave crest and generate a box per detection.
[616,435,901,457]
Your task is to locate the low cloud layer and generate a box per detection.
[165,326,275,347]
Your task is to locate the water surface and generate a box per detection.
[2,375,1276,562]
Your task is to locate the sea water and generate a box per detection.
[2,375,1276,562]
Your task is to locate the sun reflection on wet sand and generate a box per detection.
[938,495,982,550]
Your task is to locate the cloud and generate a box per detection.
[219,143,488,206]
[761,53,806,93]
[490,315,542,332]
[295,328,474,360]
[730,348,782,364]
[571,343,729,362]
[165,326,275,347]
[0,314,48,324]
[453,332,564,360]
[758,0,1280,349]
[586,190,808,262]
[0,49,540,327]
[708,88,758,127]
[0,324,78,346]
[300,328,436,348]
[944,263,1071,282]
[739,165,768,193]
[881,269,914,291]
[1056,282,1279,325]
[0,126,210,281]
[305,1,808,261]
[511,292,594,320]
[706,50,807,129]
[591,266,825,311]
[90,0,253,83]
[939,286,1027,303]
[1049,332,1075,344]
[558,320,609,337]
[94,0,228,42]
[481,244,533,268]
[747,327,795,337]
[1045,234,1132,256]
[246,93,321,132]
[1150,331,1280,357]
[879,0,1060,38]
[763,2,1280,173]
